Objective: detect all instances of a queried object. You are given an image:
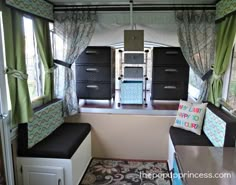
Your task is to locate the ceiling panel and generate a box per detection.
[48,0,218,6]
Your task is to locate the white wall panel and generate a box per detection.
[89,11,179,47]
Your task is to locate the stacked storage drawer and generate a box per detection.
[151,47,189,100]
[76,46,115,100]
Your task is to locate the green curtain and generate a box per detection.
[208,13,236,105]
[2,4,33,126]
[33,17,54,102]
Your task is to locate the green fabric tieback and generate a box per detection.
[5,68,28,80]
[212,72,222,80]
[45,64,57,74]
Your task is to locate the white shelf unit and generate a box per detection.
[118,50,149,106]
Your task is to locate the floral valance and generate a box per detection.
[6,0,53,21]
[216,0,236,20]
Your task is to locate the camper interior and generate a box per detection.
[0,0,236,185]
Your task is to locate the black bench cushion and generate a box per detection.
[169,126,213,146]
[18,123,91,159]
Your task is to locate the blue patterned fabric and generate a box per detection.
[121,81,143,104]
[216,0,236,20]
[54,11,97,116]
[27,100,64,148]
[6,0,53,21]
[175,10,215,101]
[203,108,226,147]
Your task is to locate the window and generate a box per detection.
[0,13,11,110]
[227,45,236,108]
[188,68,201,100]
[49,22,54,55]
[23,17,44,100]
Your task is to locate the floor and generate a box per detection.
[79,90,180,115]
[80,158,171,185]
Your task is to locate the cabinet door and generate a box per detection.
[22,165,64,185]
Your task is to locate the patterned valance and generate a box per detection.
[6,0,53,21]
[216,0,236,20]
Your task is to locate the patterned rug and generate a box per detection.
[80,158,171,185]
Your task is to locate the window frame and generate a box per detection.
[23,16,45,103]
[222,40,236,111]
[225,46,236,106]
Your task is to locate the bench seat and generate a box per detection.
[168,102,236,171]
[17,123,92,185]
[17,99,92,185]
[169,126,213,146]
[18,123,91,159]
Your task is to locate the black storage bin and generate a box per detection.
[151,47,189,100]
[76,46,115,100]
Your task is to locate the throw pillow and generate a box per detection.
[173,100,208,135]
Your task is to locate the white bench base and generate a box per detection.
[168,135,175,171]
[17,132,91,185]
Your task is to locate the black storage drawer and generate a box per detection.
[76,82,112,99]
[76,47,111,64]
[152,67,189,82]
[76,46,115,100]
[76,66,111,82]
[153,47,188,67]
[151,82,188,100]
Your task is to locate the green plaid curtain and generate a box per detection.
[33,17,54,103]
[208,13,236,105]
[2,2,33,126]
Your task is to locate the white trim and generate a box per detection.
[0,15,8,115]
[222,53,232,100]
[222,38,236,101]
[168,135,175,171]
[0,12,15,185]
[80,107,177,116]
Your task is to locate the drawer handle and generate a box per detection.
[164,86,177,89]
[86,68,98,72]
[86,85,99,89]
[86,50,97,54]
[165,51,179,55]
[165,69,178,73]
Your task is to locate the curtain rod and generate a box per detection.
[54,4,216,8]
[54,5,216,12]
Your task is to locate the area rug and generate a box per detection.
[80,158,171,185]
